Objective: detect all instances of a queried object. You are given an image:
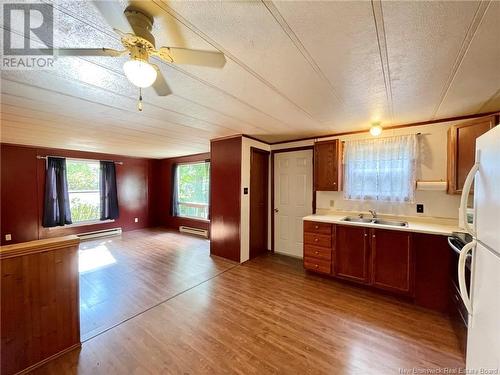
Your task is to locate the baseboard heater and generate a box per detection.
[77,227,122,241]
[179,226,208,238]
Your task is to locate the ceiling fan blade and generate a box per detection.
[54,48,126,57]
[159,47,226,68]
[152,65,172,96]
[93,1,133,34]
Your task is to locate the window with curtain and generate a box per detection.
[173,161,210,220]
[344,134,418,202]
[66,159,101,222]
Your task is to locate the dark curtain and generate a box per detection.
[171,164,180,216]
[100,161,119,220]
[42,157,72,227]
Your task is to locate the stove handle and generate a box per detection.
[447,237,462,255]
[458,240,475,315]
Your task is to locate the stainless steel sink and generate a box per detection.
[372,219,408,227]
[341,216,408,227]
[342,216,374,223]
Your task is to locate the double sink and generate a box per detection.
[342,216,408,227]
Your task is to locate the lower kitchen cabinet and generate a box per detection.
[371,229,413,295]
[335,225,370,284]
[303,221,427,302]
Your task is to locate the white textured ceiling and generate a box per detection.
[1,0,499,158]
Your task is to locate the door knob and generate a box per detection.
[274,208,279,213]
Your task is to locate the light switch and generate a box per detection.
[134,218,138,223]
[5,234,12,241]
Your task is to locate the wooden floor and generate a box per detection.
[79,228,235,340]
[37,229,463,374]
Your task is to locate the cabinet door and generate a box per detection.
[371,229,413,295]
[335,225,370,284]
[447,116,494,194]
[314,140,341,191]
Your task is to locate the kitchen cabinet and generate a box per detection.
[335,225,370,284]
[314,140,342,191]
[303,221,452,312]
[447,116,495,194]
[371,229,413,295]
[303,221,333,275]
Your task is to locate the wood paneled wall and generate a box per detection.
[0,144,156,245]
[0,236,81,375]
[210,136,242,262]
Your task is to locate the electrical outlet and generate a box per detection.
[416,204,424,213]
[329,200,335,207]
[134,218,139,223]
[5,234,12,241]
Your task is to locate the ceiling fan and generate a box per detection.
[55,1,226,107]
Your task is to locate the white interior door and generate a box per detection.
[274,150,313,257]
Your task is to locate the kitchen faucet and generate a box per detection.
[369,210,377,219]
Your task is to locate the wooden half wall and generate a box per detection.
[0,235,81,375]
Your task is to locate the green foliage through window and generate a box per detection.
[176,162,210,219]
[66,160,100,222]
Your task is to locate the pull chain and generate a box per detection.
[138,88,143,112]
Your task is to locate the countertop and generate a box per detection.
[303,211,461,236]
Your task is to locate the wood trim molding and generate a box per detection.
[232,110,500,146]
[0,235,80,259]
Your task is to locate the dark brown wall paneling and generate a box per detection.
[0,144,153,245]
[157,152,211,232]
[210,136,242,262]
[0,145,39,244]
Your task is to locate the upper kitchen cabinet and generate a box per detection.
[314,140,343,191]
[447,116,496,194]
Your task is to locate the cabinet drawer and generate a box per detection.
[304,257,331,274]
[304,221,332,235]
[304,245,332,261]
[304,233,332,248]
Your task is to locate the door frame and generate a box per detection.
[270,146,315,252]
[249,147,270,259]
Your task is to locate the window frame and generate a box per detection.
[343,135,418,203]
[66,157,102,225]
[173,160,210,222]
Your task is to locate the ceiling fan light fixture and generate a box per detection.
[123,58,157,88]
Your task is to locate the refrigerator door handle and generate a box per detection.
[458,240,475,315]
[460,162,479,236]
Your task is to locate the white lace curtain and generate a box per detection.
[344,134,418,202]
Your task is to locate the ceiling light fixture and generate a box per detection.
[123,58,157,88]
[370,123,383,136]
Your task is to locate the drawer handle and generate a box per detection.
[314,264,319,269]
[315,225,319,229]
[315,251,319,255]
[314,238,319,242]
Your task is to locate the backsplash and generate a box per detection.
[317,190,461,219]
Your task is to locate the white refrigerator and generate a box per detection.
[458,124,500,371]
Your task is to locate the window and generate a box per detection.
[344,134,418,202]
[67,159,101,222]
[173,161,210,220]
